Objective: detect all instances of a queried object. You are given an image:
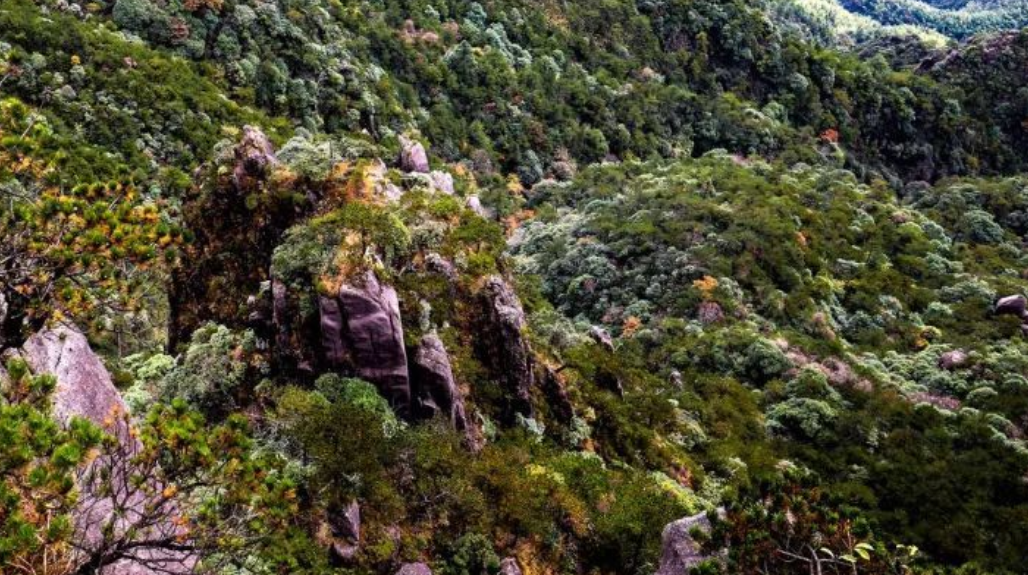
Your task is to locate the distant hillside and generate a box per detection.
[785,0,1028,40]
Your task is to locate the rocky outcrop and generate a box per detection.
[993,295,1028,335]
[656,510,719,575]
[22,326,128,427]
[399,136,430,173]
[169,126,299,350]
[320,271,411,418]
[410,332,471,438]
[476,276,534,420]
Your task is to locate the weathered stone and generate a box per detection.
[818,357,856,387]
[399,136,430,173]
[396,563,433,575]
[23,326,191,574]
[499,557,522,575]
[995,294,1028,317]
[327,500,360,562]
[589,326,615,352]
[939,349,970,371]
[697,301,724,324]
[410,332,471,437]
[321,271,411,418]
[425,252,458,284]
[467,195,493,219]
[233,125,278,188]
[429,170,455,194]
[477,276,534,420]
[669,370,684,389]
[656,511,718,575]
[22,326,129,427]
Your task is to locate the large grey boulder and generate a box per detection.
[22,326,190,574]
[477,276,534,420]
[410,332,471,437]
[656,511,719,575]
[321,271,412,418]
[22,325,129,427]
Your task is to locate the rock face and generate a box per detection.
[410,332,471,436]
[22,326,128,427]
[656,511,717,575]
[320,271,411,418]
[399,136,430,173]
[477,276,534,420]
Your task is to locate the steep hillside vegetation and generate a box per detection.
[3,0,1028,574]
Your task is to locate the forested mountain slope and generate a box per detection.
[785,0,1028,40]
[3,0,1028,574]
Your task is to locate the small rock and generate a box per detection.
[995,295,1028,317]
[499,558,522,575]
[466,195,494,219]
[655,510,721,575]
[938,349,969,371]
[669,370,683,389]
[697,301,724,324]
[396,563,433,575]
[233,125,278,188]
[589,326,615,352]
[327,500,360,562]
[399,136,429,173]
[429,170,455,194]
